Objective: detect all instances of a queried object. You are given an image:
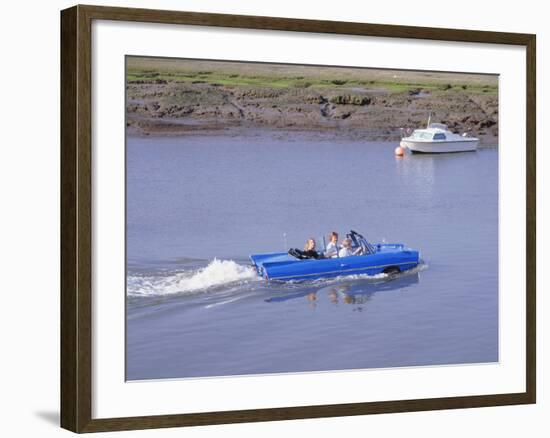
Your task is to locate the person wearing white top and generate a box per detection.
[324,231,339,258]
[338,246,353,257]
[338,238,362,257]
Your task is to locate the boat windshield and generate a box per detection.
[412,130,433,140]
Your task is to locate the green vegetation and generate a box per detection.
[329,95,371,105]
[126,57,498,96]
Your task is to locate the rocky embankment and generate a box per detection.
[126,78,498,144]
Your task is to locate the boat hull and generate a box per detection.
[250,244,419,282]
[400,139,478,153]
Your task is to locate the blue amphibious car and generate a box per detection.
[250,230,420,282]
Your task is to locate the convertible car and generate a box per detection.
[250,230,420,282]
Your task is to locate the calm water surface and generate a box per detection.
[126,133,498,380]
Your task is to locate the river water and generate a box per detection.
[126,133,498,380]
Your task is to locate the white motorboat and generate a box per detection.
[400,122,479,153]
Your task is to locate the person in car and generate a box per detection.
[324,231,339,258]
[338,238,362,257]
[288,237,322,259]
[302,238,320,259]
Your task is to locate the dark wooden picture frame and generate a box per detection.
[60,4,536,433]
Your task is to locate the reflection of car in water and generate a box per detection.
[265,272,420,304]
[251,230,420,282]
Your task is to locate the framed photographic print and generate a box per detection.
[60,4,536,433]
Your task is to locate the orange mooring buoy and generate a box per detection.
[394,146,405,156]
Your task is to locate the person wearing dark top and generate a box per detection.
[288,237,322,259]
[302,238,320,259]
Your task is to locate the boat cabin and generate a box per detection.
[410,124,449,141]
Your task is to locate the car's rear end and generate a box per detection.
[249,252,296,279]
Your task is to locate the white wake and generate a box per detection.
[127,259,258,297]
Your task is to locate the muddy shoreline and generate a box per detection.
[126,59,499,145]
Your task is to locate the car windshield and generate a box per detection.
[348,231,376,255]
